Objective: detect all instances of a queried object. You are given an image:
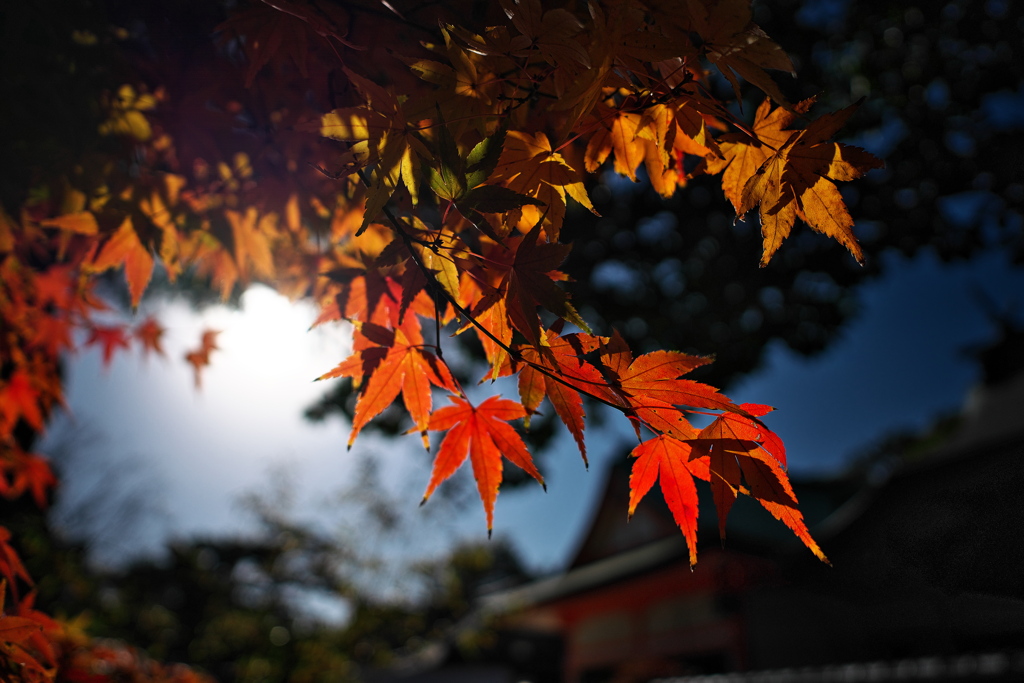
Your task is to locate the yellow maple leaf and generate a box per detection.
[721,99,883,265]
[490,131,594,241]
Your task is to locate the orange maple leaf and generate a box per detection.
[628,434,710,566]
[328,271,436,329]
[184,329,220,389]
[690,403,784,540]
[585,108,647,182]
[489,130,595,240]
[225,208,275,281]
[422,395,543,534]
[711,98,883,265]
[458,267,513,375]
[317,316,458,449]
[706,97,814,212]
[596,332,737,441]
[86,217,154,309]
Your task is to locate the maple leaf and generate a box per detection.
[217,2,350,87]
[1,452,57,509]
[8,591,59,670]
[422,395,543,534]
[184,329,220,389]
[134,317,165,357]
[692,409,827,563]
[596,332,736,439]
[685,0,795,108]
[0,372,45,438]
[585,99,722,199]
[585,108,646,182]
[696,403,786,466]
[706,97,814,213]
[499,0,590,69]
[628,435,710,566]
[39,211,99,235]
[489,131,595,240]
[320,68,432,231]
[403,28,502,108]
[501,325,606,464]
[391,221,470,303]
[712,98,883,265]
[317,316,458,449]
[225,208,275,281]
[458,268,513,376]
[0,614,43,647]
[326,271,435,329]
[497,221,590,348]
[0,528,32,604]
[31,265,77,312]
[690,403,783,540]
[86,325,131,367]
[31,313,75,357]
[86,217,154,309]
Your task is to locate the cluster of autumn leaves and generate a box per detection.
[0,0,880,678]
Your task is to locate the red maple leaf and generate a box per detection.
[134,317,166,358]
[31,265,76,311]
[86,325,131,367]
[31,313,75,357]
[501,325,606,464]
[693,409,827,562]
[423,396,543,534]
[0,614,43,647]
[0,372,45,438]
[695,402,786,466]
[1,452,57,509]
[628,434,710,566]
[0,527,32,603]
[496,222,589,347]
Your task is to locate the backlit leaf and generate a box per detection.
[423,395,543,533]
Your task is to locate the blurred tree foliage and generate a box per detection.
[3,486,531,683]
